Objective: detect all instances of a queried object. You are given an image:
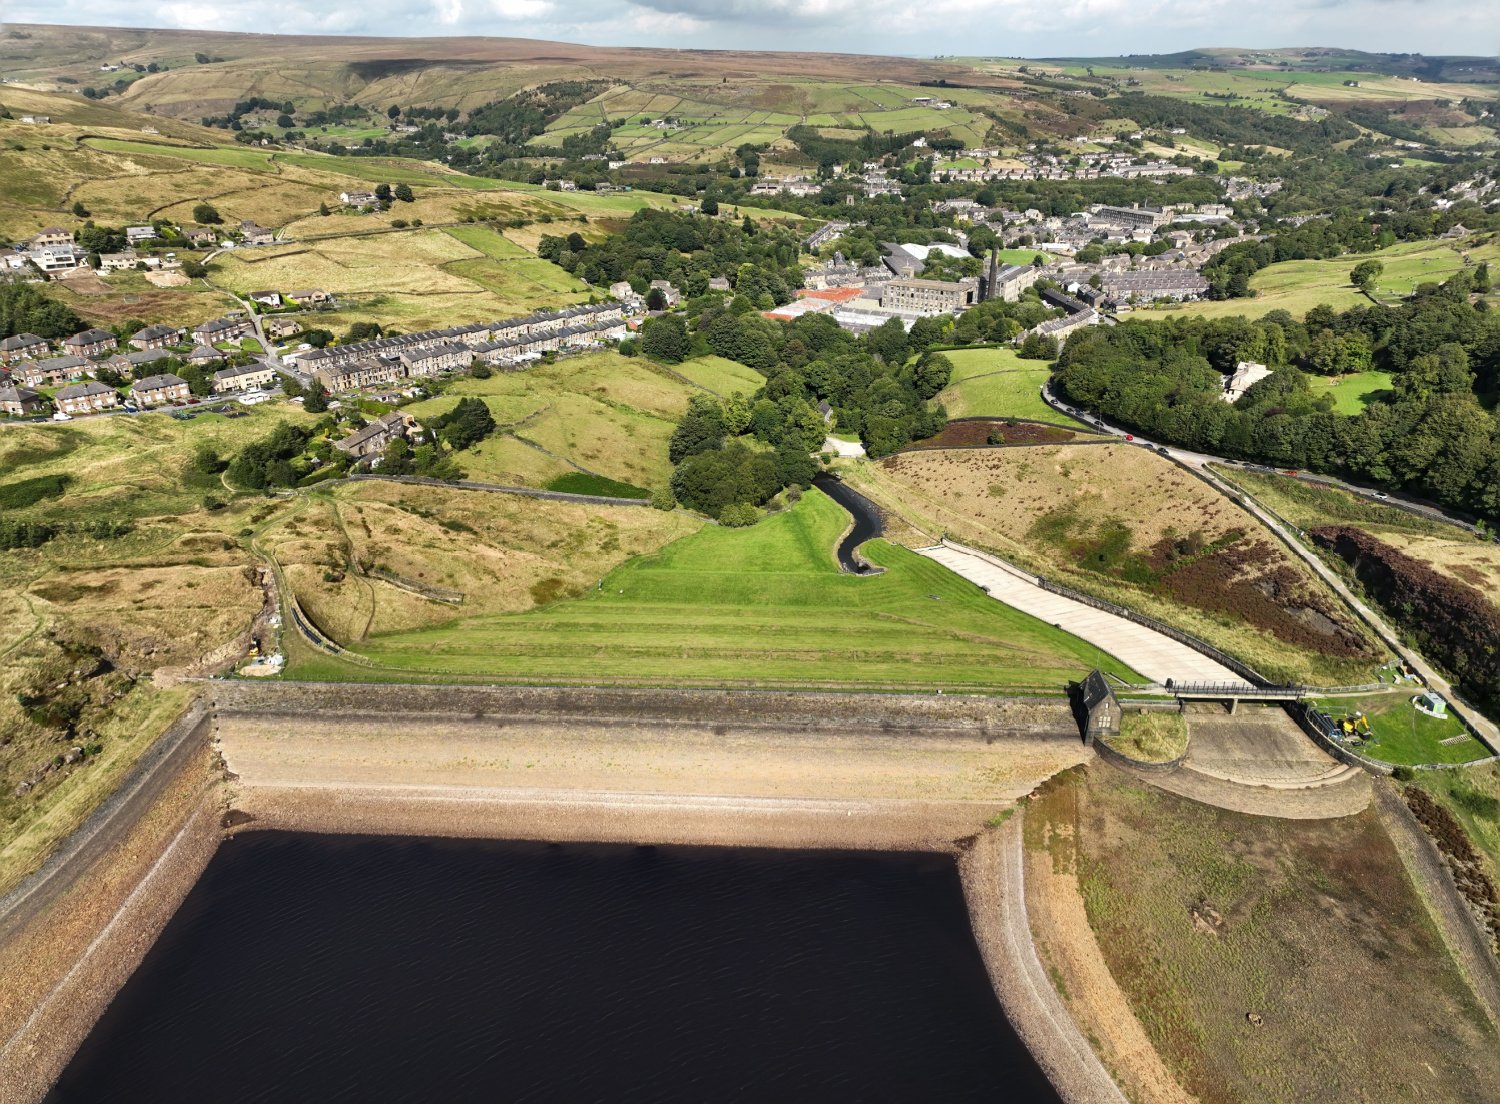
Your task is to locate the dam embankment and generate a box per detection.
[2,682,1128,1104]
[210,682,1088,851]
[0,702,222,1104]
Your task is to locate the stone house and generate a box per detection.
[0,384,47,417]
[240,222,276,246]
[31,227,72,248]
[55,380,118,415]
[882,278,976,315]
[14,355,89,389]
[400,341,470,377]
[98,250,140,271]
[335,410,418,460]
[192,317,255,345]
[187,345,224,366]
[213,363,277,393]
[61,328,118,358]
[130,324,183,350]
[265,317,301,340]
[124,226,157,245]
[131,373,192,407]
[316,358,402,391]
[0,333,48,364]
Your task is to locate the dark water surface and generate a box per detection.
[50,834,1060,1103]
[812,473,884,573]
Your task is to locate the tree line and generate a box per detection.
[1054,273,1500,524]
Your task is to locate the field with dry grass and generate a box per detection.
[1216,467,1499,596]
[1027,764,1500,1104]
[850,445,1384,684]
[259,481,699,643]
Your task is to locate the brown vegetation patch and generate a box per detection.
[1312,525,1500,712]
[909,418,1079,449]
[1404,785,1500,953]
[1041,764,1500,1104]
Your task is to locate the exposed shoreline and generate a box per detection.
[0,684,1131,1104]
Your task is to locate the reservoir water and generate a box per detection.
[50,833,1060,1103]
[812,473,883,573]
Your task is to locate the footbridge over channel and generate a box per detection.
[915,541,1255,689]
[1165,681,1307,714]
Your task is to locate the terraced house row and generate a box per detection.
[303,301,627,391]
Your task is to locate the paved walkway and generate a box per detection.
[916,542,1249,687]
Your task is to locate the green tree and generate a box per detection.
[1351,259,1383,294]
[910,352,954,400]
[641,314,690,364]
[374,183,392,203]
[192,203,221,225]
[303,382,330,413]
[394,183,414,203]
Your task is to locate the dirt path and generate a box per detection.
[1373,781,1500,1028]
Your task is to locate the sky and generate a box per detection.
[6,0,1499,59]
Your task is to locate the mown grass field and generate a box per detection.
[291,489,1138,690]
[934,348,1084,424]
[1310,690,1489,765]
[1028,764,1500,1104]
[1305,370,1394,414]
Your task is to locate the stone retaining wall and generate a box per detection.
[208,681,1082,742]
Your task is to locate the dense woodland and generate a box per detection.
[1055,273,1500,523]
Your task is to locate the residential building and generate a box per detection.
[335,410,418,460]
[339,190,379,207]
[130,324,182,350]
[98,250,140,271]
[18,115,51,125]
[1100,270,1210,305]
[14,355,89,388]
[187,345,224,366]
[213,363,277,393]
[55,380,118,415]
[32,227,72,248]
[28,245,81,274]
[247,290,283,308]
[124,226,157,245]
[131,373,192,407]
[400,342,470,377]
[316,358,402,391]
[186,227,217,246]
[287,289,333,306]
[241,222,276,246]
[0,332,48,364]
[61,328,118,358]
[648,280,680,307]
[882,278,977,315]
[265,317,301,340]
[0,384,47,417]
[192,317,255,345]
[1223,361,1272,403]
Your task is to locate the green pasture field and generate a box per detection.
[403,351,695,489]
[1305,370,1393,414]
[1137,237,1499,321]
[82,137,278,169]
[667,355,766,396]
[1311,691,1490,765]
[935,348,1084,424]
[292,489,1139,689]
[443,223,533,259]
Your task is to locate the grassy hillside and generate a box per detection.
[853,445,1385,684]
[935,347,1085,424]
[290,488,1140,690]
[1136,237,1500,321]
